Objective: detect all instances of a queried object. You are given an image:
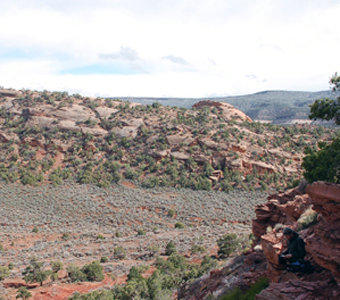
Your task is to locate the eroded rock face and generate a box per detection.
[305,182,340,283]
[180,182,340,299]
[254,181,340,298]
[178,253,267,300]
[260,233,283,283]
[255,279,340,300]
[252,188,311,239]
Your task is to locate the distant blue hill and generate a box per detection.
[113,90,338,124]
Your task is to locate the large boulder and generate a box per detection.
[111,126,139,138]
[120,118,144,127]
[81,126,108,137]
[26,116,56,128]
[166,134,196,147]
[146,149,170,159]
[95,107,119,119]
[171,151,190,161]
[58,120,82,132]
[0,90,19,97]
[198,138,218,150]
[24,104,98,123]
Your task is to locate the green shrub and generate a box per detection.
[96,234,105,240]
[147,244,160,257]
[0,243,4,252]
[8,262,14,270]
[67,265,87,282]
[32,226,39,233]
[115,231,121,238]
[50,261,63,273]
[174,222,185,229]
[114,247,126,259]
[199,256,218,275]
[100,256,109,263]
[165,241,177,256]
[167,209,176,218]
[217,233,240,258]
[0,266,10,280]
[191,244,206,254]
[21,172,37,185]
[81,261,104,282]
[16,286,32,299]
[137,229,146,236]
[68,290,114,300]
[51,272,59,282]
[141,176,160,188]
[62,233,71,240]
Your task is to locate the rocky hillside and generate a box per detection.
[179,181,340,300]
[0,88,337,193]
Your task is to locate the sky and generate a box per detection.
[0,0,340,98]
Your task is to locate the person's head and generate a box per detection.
[283,227,294,240]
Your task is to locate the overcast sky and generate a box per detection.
[0,0,339,98]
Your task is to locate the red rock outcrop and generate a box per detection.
[260,233,283,283]
[305,182,340,283]
[256,278,340,300]
[252,188,311,239]
[254,181,340,299]
[178,252,267,300]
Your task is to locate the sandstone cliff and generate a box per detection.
[255,182,340,299]
[178,182,340,300]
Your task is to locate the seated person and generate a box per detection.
[279,227,306,266]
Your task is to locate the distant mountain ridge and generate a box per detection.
[115,90,338,124]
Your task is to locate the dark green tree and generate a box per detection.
[302,73,340,183]
[22,257,51,286]
[309,73,340,125]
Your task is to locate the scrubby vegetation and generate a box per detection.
[0,87,337,193]
[68,253,218,300]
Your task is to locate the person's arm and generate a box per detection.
[281,248,288,255]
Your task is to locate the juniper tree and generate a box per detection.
[303,73,340,183]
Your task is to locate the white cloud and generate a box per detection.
[162,55,188,66]
[99,47,140,61]
[0,0,340,97]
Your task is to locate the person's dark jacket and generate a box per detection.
[282,231,306,263]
